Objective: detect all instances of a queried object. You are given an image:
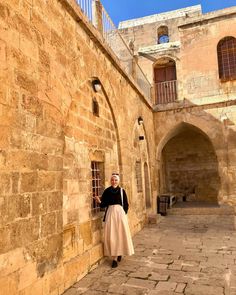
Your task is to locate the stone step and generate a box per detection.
[167,206,235,215]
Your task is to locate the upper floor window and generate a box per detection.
[91,161,104,215]
[217,36,236,81]
[157,26,169,44]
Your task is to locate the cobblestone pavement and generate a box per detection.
[63,215,236,295]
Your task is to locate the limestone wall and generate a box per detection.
[119,6,236,106]
[179,8,236,103]
[162,128,220,202]
[154,102,236,206]
[153,9,236,206]
[0,0,155,294]
[118,5,202,85]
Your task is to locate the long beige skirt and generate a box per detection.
[104,205,134,257]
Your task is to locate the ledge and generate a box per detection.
[138,41,181,55]
[153,98,236,113]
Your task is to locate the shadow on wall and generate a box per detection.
[155,98,236,205]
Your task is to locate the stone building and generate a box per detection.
[0,0,235,294]
[119,4,236,205]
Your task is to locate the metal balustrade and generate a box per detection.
[76,0,93,21]
[155,80,178,104]
[74,0,151,101]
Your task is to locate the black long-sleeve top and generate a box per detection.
[100,186,129,213]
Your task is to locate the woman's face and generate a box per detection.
[111,176,119,188]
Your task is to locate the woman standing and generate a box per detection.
[94,174,134,268]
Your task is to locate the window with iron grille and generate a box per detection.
[91,161,104,215]
[135,161,143,192]
[217,36,236,81]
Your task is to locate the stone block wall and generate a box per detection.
[0,0,155,294]
[119,5,236,206]
[152,8,236,205]
[118,5,202,86]
[179,8,236,103]
[119,5,202,51]
[162,129,220,202]
[154,102,236,206]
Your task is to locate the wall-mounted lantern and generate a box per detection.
[91,78,102,92]
[138,116,144,125]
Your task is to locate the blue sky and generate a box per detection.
[100,0,236,27]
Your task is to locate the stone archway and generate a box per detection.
[160,123,220,204]
[62,77,121,263]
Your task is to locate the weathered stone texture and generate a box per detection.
[0,0,155,294]
[119,3,236,205]
[162,129,220,202]
[1,0,236,294]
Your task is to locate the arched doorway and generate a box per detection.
[160,123,220,204]
[153,57,177,104]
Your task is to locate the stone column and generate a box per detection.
[92,0,103,35]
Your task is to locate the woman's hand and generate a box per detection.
[93,196,101,204]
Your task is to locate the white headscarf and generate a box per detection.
[111,173,120,182]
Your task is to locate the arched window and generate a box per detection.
[217,36,236,80]
[144,163,151,208]
[157,26,169,44]
[135,161,143,192]
[92,97,99,116]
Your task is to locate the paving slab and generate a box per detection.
[63,214,236,295]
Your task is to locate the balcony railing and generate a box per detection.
[154,80,178,104]
[74,0,151,101]
[76,0,93,21]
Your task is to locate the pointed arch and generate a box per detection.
[157,122,220,203]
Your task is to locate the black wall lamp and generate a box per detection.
[138,116,144,125]
[139,136,145,140]
[91,79,102,92]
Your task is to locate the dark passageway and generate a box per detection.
[160,123,220,204]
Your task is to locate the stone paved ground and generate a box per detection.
[63,215,236,295]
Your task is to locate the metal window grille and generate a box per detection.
[91,161,104,215]
[135,161,143,193]
[217,36,236,80]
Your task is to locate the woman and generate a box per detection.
[94,174,134,268]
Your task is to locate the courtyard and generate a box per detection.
[63,213,236,295]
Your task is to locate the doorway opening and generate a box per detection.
[154,58,177,104]
[160,123,220,206]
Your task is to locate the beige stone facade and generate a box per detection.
[0,0,155,294]
[0,0,236,294]
[119,5,236,205]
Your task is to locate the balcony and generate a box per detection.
[154,80,178,104]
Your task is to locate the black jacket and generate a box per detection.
[100,186,129,221]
